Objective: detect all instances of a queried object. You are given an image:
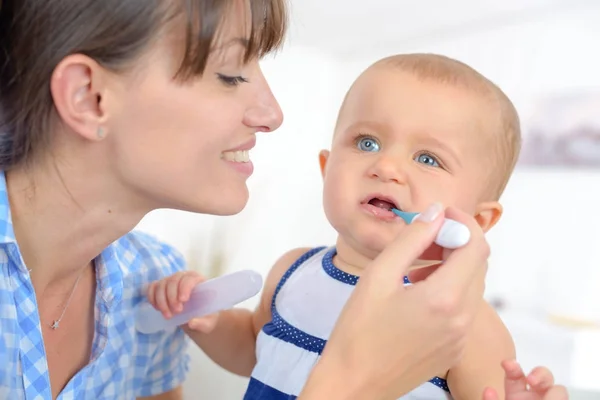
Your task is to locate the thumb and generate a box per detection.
[185,316,216,333]
[482,387,499,400]
[364,202,445,284]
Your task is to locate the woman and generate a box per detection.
[0,0,566,399]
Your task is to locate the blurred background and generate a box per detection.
[135,0,600,398]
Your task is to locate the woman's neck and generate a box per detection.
[6,158,150,292]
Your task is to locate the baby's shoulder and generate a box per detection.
[269,246,326,277]
[262,246,325,293]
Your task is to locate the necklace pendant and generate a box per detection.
[51,320,60,330]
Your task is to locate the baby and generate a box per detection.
[147,54,544,399]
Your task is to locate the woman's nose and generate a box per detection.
[243,71,283,132]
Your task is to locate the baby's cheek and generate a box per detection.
[413,182,470,211]
[446,186,481,212]
[323,172,345,203]
[322,184,345,220]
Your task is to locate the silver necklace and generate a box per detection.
[49,271,84,330]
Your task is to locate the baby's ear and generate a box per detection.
[474,201,503,233]
[318,150,330,179]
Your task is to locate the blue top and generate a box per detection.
[0,171,189,399]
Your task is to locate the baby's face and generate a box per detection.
[321,68,494,257]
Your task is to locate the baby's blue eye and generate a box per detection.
[357,137,380,152]
[415,153,440,167]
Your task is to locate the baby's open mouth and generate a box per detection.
[366,197,399,211]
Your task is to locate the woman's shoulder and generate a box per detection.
[112,230,186,277]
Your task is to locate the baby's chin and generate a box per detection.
[333,217,411,258]
[350,227,409,258]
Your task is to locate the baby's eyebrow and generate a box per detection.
[342,120,389,135]
[417,135,462,168]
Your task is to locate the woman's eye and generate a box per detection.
[217,74,248,87]
[357,137,380,152]
[414,153,440,167]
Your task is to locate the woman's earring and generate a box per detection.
[97,127,105,139]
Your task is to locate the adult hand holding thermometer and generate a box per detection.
[392,208,470,249]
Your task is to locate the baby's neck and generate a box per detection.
[332,237,376,277]
[332,236,435,278]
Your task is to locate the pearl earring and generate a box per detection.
[97,127,105,139]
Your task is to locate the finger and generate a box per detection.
[187,318,205,331]
[407,262,443,283]
[481,387,499,400]
[408,245,451,283]
[425,207,489,294]
[365,202,445,285]
[502,360,529,394]
[166,277,183,313]
[458,259,488,313]
[146,282,157,307]
[527,366,555,393]
[417,242,444,261]
[178,273,205,302]
[187,314,218,333]
[543,385,568,400]
[154,280,171,318]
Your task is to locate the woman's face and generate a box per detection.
[103,3,283,216]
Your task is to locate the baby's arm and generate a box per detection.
[446,301,516,399]
[147,248,310,377]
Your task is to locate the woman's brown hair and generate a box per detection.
[0,0,287,170]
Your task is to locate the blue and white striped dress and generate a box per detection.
[244,246,452,399]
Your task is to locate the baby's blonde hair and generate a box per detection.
[338,53,521,200]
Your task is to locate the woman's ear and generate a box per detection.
[318,150,330,179]
[50,54,110,142]
[474,201,503,232]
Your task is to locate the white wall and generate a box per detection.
[332,5,600,321]
[136,6,600,398]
